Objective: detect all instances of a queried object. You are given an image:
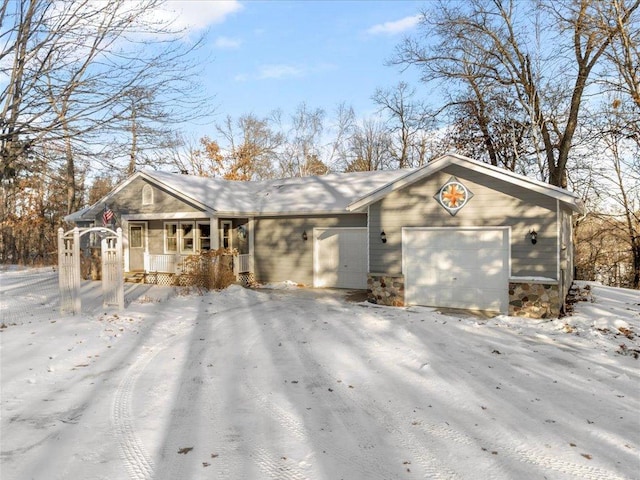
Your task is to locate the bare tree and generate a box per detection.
[1,0,213,212]
[324,102,357,171]
[597,0,640,112]
[372,81,433,169]
[392,0,640,187]
[345,118,394,172]
[277,103,328,177]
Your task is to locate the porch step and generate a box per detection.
[125,272,146,283]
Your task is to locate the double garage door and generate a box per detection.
[403,227,509,313]
[314,228,368,289]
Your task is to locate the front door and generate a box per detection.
[128,222,147,271]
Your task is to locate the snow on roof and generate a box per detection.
[144,169,413,215]
[66,153,583,222]
[347,153,584,213]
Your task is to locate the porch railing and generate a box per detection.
[236,253,251,274]
[144,253,188,274]
[144,252,252,275]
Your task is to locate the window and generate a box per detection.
[130,225,143,248]
[221,220,233,249]
[142,184,154,205]
[181,223,194,253]
[197,223,211,251]
[165,223,178,253]
[165,221,198,254]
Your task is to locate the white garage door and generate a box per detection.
[403,227,509,312]
[314,228,368,289]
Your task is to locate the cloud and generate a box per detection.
[214,36,242,49]
[257,64,304,80]
[234,62,336,83]
[156,0,243,32]
[366,14,421,35]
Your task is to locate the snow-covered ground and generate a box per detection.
[1,268,638,480]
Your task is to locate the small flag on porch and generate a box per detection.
[102,204,115,226]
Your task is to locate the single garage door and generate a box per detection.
[403,227,509,312]
[314,228,368,289]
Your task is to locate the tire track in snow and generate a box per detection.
[234,299,319,480]
[253,447,309,480]
[111,315,200,480]
[243,295,438,480]
[407,419,631,480]
[154,296,280,480]
[296,303,462,479]
[112,340,171,480]
[111,296,270,480]
[397,315,630,480]
[358,310,630,480]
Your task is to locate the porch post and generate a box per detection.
[72,227,81,314]
[121,218,130,272]
[210,216,219,250]
[115,228,124,310]
[247,217,255,273]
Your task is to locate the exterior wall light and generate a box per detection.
[302,230,308,241]
[237,225,247,240]
[530,230,538,245]
[380,231,387,243]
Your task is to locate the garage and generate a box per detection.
[314,227,368,289]
[403,227,510,312]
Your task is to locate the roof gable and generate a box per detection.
[64,171,215,222]
[347,153,584,213]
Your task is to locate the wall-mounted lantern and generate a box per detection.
[529,229,538,245]
[380,230,387,244]
[302,230,308,241]
[237,225,247,240]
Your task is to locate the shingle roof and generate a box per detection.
[147,169,413,215]
[66,168,413,221]
[66,153,584,222]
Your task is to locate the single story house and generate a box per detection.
[66,153,584,318]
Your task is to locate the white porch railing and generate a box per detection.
[144,253,188,273]
[144,252,252,275]
[236,253,251,274]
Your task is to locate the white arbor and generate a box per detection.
[58,227,124,314]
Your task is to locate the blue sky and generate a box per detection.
[159,1,428,133]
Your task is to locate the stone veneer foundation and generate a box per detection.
[368,273,562,319]
[508,280,561,319]
[367,273,405,307]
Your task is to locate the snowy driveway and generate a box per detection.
[1,270,639,479]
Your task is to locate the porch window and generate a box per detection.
[221,220,233,249]
[181,223,195,253]
[197,223,211,251]
[165,223,178,253]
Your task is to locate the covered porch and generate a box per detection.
[122,214,254,284]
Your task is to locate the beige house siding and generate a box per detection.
[369,165,559,278]
[253,214,367,285]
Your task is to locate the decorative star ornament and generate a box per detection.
[434,176,473,216]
